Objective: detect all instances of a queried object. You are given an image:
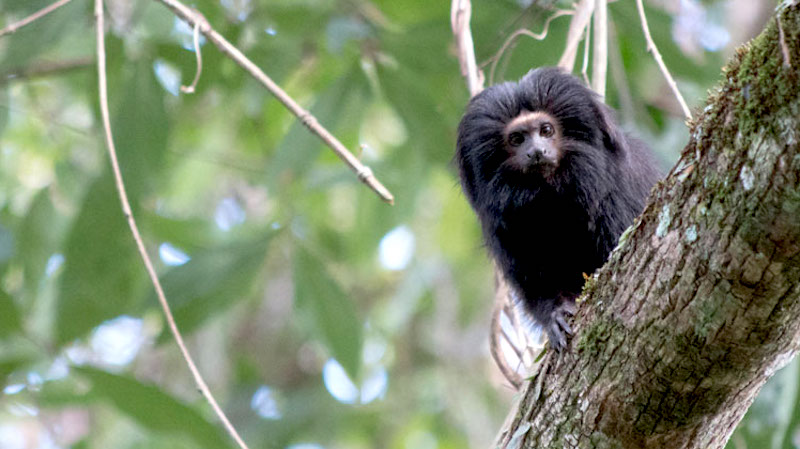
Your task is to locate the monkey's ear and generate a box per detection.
[599,106,627,154]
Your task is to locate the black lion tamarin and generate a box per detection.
[456,67,662,350]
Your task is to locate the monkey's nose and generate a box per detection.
[525,148,543,160]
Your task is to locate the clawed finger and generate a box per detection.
[549,325,567,351]
[562,300,577,316]
[556,313,573,336]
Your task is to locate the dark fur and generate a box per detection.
[456,67,662,350]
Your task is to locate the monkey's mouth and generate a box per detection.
[505,155,559,176]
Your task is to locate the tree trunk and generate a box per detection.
[496,3,800,448]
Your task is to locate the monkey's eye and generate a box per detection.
[508,132,525,147]
[540,123,554,138]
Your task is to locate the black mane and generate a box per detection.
[455,67,663,349]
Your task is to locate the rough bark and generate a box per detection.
[496,3,800,448]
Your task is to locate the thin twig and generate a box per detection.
[451,0,484,96]
[557,0,594,72]
[490,267,526,389]
[180,21,202,93]
[94,2,250,448]
[0,0,74,38]
[153,0,394,204]
[591,0,608,98]
[777,14,792,68]
[491,297,523,390]
[635,0,692,121]
[581,17,592,85]
[488,9,574,85]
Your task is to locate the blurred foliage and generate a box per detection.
[0,0,788,448]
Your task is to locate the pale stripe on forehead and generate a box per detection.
[505,110,557,132]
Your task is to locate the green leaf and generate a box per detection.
[17,189,67,300]
[72,366,231,449]
[268,66,368,188]
[377,65,453,163]
[109,61,171,200]
[55,60,170,344]
[0,289,21,337]
[140,213,217,253]
[0,355,30,388]
[56,175,145,344]
[293,245,363,380]
[0,222,13,264]
[154,235,273,341]
[0,88,8,138]
[370,0,448,24]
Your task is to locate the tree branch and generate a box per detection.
[451,0,484,96]
[557,0,594,72]
[591,0,607,99]
[152,0,394,204]
[180,21,202,94]
[635,0,693,121]
[94,2,250,448]
[0,0,74,38]
[486,10,574,86]
[580,15,591,85]
[496,4,800,447]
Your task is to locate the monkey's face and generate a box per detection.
[503,111,562,174]
[456,68,622,208]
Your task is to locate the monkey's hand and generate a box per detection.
[511,288,577,352]
[543,298,576,352]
